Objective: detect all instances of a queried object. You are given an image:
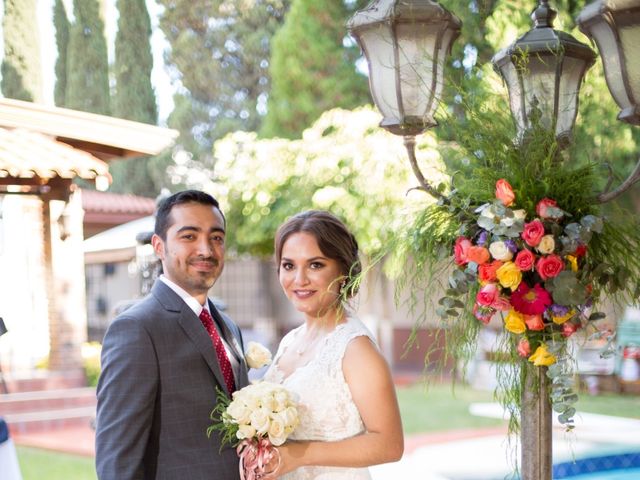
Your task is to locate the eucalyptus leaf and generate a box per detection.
[581,215,603,233]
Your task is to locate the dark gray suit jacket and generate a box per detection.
[95,280,249,480]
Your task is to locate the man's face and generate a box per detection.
[152,202,226,303]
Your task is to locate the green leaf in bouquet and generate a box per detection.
[558,407,576,424]
[588,312,606,321]
[564,223,582,240]
[559,236,580,256]
[546,271,587,305]
[580,215,603,233]
[477,213,496,231]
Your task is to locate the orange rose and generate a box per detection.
[478,260,503,283]
[495,179,515,206]
[524,314,545,331]
[467,246,491,265]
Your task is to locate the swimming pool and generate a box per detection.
[553,452,640,479]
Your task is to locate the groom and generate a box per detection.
[96,190,249,480]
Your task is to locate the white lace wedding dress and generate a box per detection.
[263,317,374,480]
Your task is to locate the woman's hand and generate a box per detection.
[266,441,309,478]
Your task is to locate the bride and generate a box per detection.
[263,210,403,479]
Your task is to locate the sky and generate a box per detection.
[1,0,174,123]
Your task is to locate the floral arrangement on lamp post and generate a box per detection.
[442,177,606,428]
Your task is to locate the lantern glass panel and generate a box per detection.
[557,55,586,139]
[359,24,401,123]
[591,21,629,109]
[620,25,640,100]
[500,60,526,133]
[396,22,439,120]
[522,54,558,132]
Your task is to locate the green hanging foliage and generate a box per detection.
[259,0,370,139]
[1,0,42,102]
[65,0,110,115]
[53,0,71,106]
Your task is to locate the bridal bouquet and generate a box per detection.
[208,381,300,480]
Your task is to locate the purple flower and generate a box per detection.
[550,304,570,316]
[476,230,489,246]
[504,239,518,253]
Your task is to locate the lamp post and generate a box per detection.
[349,0,640,479]
[577,0,640,202]
[492,1,596,148]
[347,0,461,200]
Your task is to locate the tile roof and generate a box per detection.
[0,127,110,181]
[81,189,156,216]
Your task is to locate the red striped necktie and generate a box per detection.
[199,308,236,393]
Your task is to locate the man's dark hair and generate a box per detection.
[154,190,224,240]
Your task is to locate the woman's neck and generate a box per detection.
[303,306,346,333]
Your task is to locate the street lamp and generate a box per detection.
[577,0,640,202]
[347,0,461,200]
[492,1,596,147]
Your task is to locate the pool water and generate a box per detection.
[562,469,640,480]
[553,452,640,480]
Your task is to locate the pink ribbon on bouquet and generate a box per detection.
[237,437,281,480]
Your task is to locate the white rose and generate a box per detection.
[267,416,287,446]
[537,234,555,254]
[280,406,299,433]
[245,342,272,369]
[249,407,271,435]
[226,399,251,425]
[513,209,526,221]
[236,423,256,440]
[489,241,513,261]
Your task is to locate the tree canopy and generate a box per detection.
[157,0,290,161]
[259,0,370,139]
[1,0,42,102]
[65,0,110,114]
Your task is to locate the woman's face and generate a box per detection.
[279,232,344,318]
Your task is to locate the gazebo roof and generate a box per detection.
[0,127,109,183]
[0,98,178,160]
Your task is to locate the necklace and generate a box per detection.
[294,329,324,356]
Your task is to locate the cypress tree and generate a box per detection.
[260,0,370,139]
[53,0,71,106]
[113,0,157,123]
[65,0,110,114]
[108,0,160,196]
[1,0,42,102]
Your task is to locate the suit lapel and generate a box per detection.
[152,282,230,394]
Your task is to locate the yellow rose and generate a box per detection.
[552,309,575,325]
[566,255,578,272]
[537,235,556,254]
[505,309,526,334]
[496,261,522,291]
[528,344,556,366]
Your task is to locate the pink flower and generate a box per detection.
[454,237,472,266]
[522,220,545,247]
[524,314,545,331]
[562,322,580,338]
[536,198,559,219]
[510,282,552,315]
[473,304,495,325]
[514,249,536,271]
[517,338,531,358]
[491,296,511,311]
[476,283,500,307]
[495,179,515,207]
[536,254,564,280]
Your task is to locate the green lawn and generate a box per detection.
[16,446,96,480]
[14,383,640,480]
